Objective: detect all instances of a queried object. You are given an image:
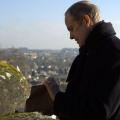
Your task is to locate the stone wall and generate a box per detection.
[0,112,59,120]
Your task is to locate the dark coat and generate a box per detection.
[53,21,120,120]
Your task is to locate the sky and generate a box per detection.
[0,0,120,49]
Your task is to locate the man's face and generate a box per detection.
[65,14,89,47]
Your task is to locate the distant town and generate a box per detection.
[0,47,79,88]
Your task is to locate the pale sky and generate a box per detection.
[0,0,120,49]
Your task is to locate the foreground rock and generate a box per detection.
[0,61,30,113]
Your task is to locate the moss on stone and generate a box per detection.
[0,112,59,120]
[0,61,30,113]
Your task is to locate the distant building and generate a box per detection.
[24,52,38,60]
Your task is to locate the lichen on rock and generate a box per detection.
[0,61,30,113]
[0,112,58,120]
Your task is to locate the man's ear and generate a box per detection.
[83,15,92,27]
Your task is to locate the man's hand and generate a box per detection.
[43,77,60,101]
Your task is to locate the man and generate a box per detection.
[44,1,120,120]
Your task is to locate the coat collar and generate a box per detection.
[79,21,116,54]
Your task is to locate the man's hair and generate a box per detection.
[65,0,101,24]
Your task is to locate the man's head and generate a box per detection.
[65,0,101,47]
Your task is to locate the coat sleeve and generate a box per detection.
[53,86,106,119]
[104,64,120,120]
[53,64,120,120]
[53,91,88,119]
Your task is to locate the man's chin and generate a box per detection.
[75,41,81,47]
[77,42,80,47]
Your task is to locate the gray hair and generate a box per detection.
[65,0,101,24]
